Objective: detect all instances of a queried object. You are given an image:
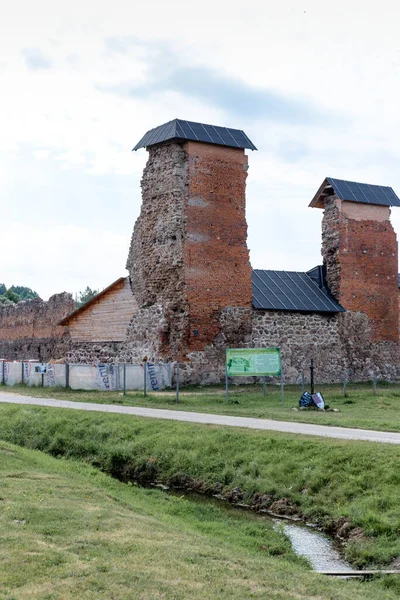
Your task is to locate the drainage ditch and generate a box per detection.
[151,484,354,574]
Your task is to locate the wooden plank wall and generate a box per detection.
[68,278,138,342]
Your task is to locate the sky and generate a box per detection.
[2,0,400,299]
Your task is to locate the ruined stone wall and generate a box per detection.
[125,141,252,362]
[126,142,189,359]
[66,341,124,364]
[181,307,400,385]
[322,197,399,343]
[0,293,74,361]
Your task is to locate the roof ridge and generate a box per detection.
[133,119,257,151]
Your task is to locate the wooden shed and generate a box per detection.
[59,277,138,342]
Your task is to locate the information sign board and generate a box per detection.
[226,348,281,377]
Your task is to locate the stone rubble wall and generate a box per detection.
[0,293,74,361]
[65,342,124,364]
[125,142,189,360]
[134,306,399,385]
[125,141,253,363]
[321,196,341,299]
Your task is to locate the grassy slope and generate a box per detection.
[0,404,399,569]
[4,382,400,432]
[1,441,398,600]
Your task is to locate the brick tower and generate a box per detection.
[126,119,256,360]
[310,178,400,343]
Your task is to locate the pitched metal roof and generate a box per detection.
[133,119,257,151]
[310,177,400,208]
[252,269,345,313]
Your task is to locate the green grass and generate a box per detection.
[0,403,400,569]
[1,441,399,600]
[4,381,400,432]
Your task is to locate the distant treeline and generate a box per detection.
[0,283,100,308]
[0,284,40,305]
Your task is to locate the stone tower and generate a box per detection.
[126,119,256,361]
[310,177,399,343]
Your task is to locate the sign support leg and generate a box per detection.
[281,377,285,406]
[176,363,179,403]
[225,366,229,403]
[263,376,267,397]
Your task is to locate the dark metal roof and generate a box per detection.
[310,177,400,208]
[133,119,257,151]
[252,269,345,313]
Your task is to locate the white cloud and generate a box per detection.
[1,0,400,298]
[0,222,129,299]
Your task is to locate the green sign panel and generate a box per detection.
[226,348,281,377]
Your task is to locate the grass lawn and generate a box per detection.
[1,440,398,600]
[1,403,400,569]
[3,381,400,432]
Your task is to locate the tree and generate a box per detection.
[9,285,40,300]
[0,283,6,295]
[74,286,99,308]
[5,290,21,303]
[0,295,12,305]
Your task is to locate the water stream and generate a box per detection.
[280,522,352,572]
[161,486,353,573]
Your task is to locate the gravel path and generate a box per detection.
[1,391,400,444]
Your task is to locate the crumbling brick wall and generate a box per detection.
[184,141,252,352]
[322,197,399,342]
[125,140,252,362]
[0,293,73,361]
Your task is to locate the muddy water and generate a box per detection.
[163,486,353,573]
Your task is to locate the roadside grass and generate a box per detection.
[3,442,397,600]
[4,381,400,432]
[1,404,400,569]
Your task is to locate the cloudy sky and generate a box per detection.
[2,0,400,299]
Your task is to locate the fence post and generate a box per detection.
[65,363,70,389]
[143,361,147,397]
[123,363,126,396]
[281,377,285,406]
[343,372,348,398]
[176,363,179,403]
[301,372,305,395]
[373,375,377,396]
[21,361,24,385]
[310,358,314,395]
[1,361,5,385]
